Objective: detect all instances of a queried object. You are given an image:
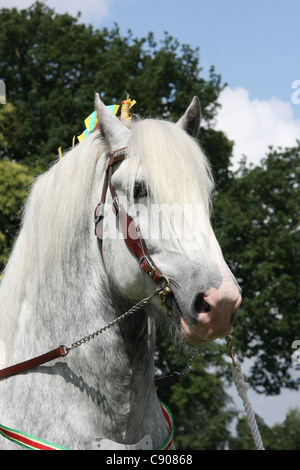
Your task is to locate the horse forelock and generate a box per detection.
[126,119,214,215]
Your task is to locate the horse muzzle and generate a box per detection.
[175,284,242,347]
[164,280,242,347]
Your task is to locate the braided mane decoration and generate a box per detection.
[58,93,136,157]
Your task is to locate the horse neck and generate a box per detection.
[0,142,167,447]
[94,293,160,442]
[0,245,160,444]
[106,292,157,382]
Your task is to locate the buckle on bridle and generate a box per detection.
[94,201,105,224]
[139,255,156,278]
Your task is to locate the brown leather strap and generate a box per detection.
[0,345,67,380]
[94,148,163,284]
[119,207,162,283]
[94,149,127,255]
[0,343,179,387]
[154,372,182,387]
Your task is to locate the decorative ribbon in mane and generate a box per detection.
[58,95,136,158]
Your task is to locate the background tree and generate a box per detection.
[1,1,299,450]
[0,159,35,271]
[230,408,300,450]
[213,144,300,395]
[0,1,231,185]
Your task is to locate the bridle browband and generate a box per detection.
[93,147,163,284]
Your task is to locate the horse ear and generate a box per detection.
[176,96,201,137]
[95,93,130,151]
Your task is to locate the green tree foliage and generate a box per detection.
[0,1,231,181]
[213,144,300,395]
[269,408,300,450]
[156,331,237,449]
[0,159,35,269]
[231,408,300,450]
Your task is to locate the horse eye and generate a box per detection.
[133,181,148,200]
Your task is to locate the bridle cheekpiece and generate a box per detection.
[93,147,170,292]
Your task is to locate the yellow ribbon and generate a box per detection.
[58,95,136,158]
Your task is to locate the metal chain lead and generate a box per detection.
[180,347,199,380]
[66,289,161,353]
[64,283,197,384]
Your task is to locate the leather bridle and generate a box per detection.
[93,147,164,285]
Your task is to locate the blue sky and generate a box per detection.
[1,0,299,430]
[102,0,299,106]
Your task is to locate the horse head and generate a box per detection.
[94,94,242,347]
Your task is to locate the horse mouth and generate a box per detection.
[169,293,207,346]
[169,291,232,347]
[180,317,212,346]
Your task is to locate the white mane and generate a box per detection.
[125,119,214,247]
[0,133,106,352]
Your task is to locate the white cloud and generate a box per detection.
[45,0,113,23]
[215,87,300,170]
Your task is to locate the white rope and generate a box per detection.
[230,360,265,450]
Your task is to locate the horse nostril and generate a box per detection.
[193,293,211,313]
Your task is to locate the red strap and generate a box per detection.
[119,207,162,283]
[154,372,181,387]
[159,401,174,450]
[94,148,162,284]
[0,346,67,380]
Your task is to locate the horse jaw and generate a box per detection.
[95,93,130,151]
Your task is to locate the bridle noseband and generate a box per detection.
[93,147,165,286]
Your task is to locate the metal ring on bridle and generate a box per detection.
[158,275,173,318]
[159,274,171,296]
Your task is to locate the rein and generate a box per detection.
[0,287,182,384]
